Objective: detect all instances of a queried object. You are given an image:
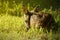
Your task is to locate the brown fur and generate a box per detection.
[30,13,55,29]
[22,5,55,31]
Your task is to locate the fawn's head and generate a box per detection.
[22,5,40,15]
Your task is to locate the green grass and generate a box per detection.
[0,1,60,40]
[0,13,59,40]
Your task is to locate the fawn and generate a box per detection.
[22,5,55,31]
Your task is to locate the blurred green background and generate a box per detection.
[0,0,60,40]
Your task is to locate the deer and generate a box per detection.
[22,5,56,32]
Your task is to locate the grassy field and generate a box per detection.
[0,1,60,40]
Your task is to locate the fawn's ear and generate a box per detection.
[22,5,29,14]
[33,5,40,12]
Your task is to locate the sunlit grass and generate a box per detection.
[0,13,59,40]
